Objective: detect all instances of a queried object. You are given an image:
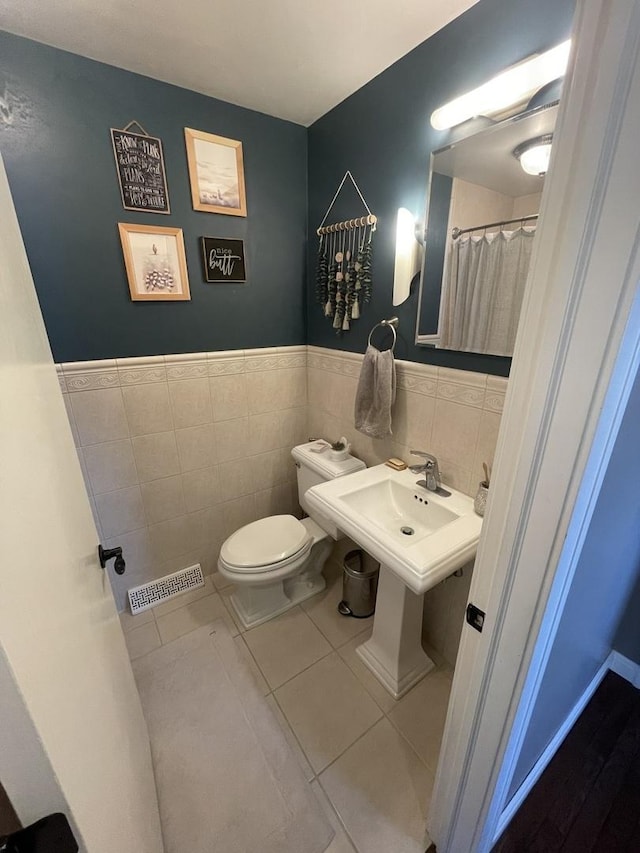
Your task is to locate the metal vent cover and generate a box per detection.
[127,563,204,614]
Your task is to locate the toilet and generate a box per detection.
[218,441,365,629]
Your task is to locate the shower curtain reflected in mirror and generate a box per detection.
[440,227,536,356]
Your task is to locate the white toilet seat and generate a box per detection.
[218,514,313,583]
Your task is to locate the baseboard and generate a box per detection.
[494,654,612,844]
[609,650,640,688]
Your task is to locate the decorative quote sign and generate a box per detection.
[111,127,170,213]
[200,237,246,283]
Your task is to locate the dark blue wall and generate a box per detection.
[307,0,575,376]
[0,31,307,362]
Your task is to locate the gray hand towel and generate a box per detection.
[354,344,396,439]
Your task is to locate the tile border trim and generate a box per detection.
[59,345,507,405]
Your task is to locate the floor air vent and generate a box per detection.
[128,564,204,614]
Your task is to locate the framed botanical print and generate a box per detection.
[184,128,247,217]
[118,223,191,301]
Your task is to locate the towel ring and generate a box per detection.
[368,320,397,352]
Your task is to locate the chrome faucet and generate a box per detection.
[409,450,441,492]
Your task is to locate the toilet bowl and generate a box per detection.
[217,441,366,629]
[218,515,332,629]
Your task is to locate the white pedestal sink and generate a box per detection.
[306,464,482,699]
[357,565,435,698]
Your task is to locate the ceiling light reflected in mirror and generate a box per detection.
[514,135,553,176]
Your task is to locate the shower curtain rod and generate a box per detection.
[452,213,538,240]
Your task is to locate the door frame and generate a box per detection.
[428,0,640,849]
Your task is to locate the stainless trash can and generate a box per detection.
[338,549,379,618]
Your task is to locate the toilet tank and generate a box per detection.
[291,442,366,539]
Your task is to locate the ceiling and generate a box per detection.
[0,0,480,126]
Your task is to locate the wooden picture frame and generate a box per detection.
[184,128,247,217]
[118,223,190,301]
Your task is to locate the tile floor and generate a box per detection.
[120,560,453,853]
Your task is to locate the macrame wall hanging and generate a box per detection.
[315,171,377,333]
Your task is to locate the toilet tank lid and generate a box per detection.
[292,442,366,479]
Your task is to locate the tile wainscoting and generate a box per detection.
[59,342,507,663]
[58,347,307,610]
[307,346,507,498]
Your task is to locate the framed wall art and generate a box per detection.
[184,128,247,217]
[110,124,170,213]
[200,237,246,283]
[118,223,190,301]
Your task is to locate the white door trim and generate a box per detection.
[428,0,640,849]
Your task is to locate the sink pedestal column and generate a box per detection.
[356,564,434,699]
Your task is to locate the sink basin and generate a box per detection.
[307,464,482,595]
[341,478,459,548]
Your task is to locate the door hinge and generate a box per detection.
[466,603,485,632]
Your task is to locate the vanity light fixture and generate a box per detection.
[430,40,571,130]
[393,207,423,306]
[513,134,553,176]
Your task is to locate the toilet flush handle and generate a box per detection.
[98,544,126,575]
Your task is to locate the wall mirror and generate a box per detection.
[415,101,558,356]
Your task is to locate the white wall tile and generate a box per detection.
[83,439,138,495]
[214,417,250,463]
[255,483,294,519]
[210,374,248,422]
[148,515,193,564]
[181,466,220,512]
[132,431,180,482]
[252,449,287,491]
[175,424,217,472]
[248,411,281,453]
[218,457,254,501]
[392,389,436,450]
[168,377,213,429]
[222,494,257,537]
[62,393,80,446]
[279,407,308,449]
[431,398,482,472]
[246,369,287,414]
[95,486,146,539]
[280,368,305,411]
[140,475,186,524]
[69,388,129,446]
[473,409,502,486]
[121,382,173,437]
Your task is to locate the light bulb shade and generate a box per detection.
[430,40,570,130]
[513,134,553,176]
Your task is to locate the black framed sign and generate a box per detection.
[110,127,170,213]
[200,237,246,283]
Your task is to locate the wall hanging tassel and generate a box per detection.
[315,171,377,333]
[333,231,346,332]
[355,222,374,305]
[315,233,329,309]
[343,228,356,329]
[326,230,337,317]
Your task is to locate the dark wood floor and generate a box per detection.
[493,670,640,853]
